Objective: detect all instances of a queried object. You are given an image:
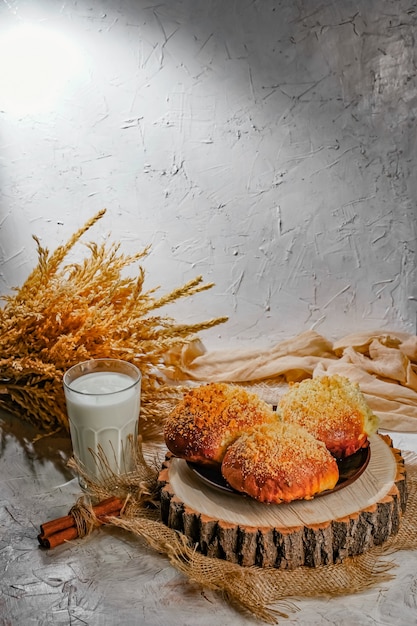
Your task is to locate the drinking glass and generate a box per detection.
[63,358,141,488]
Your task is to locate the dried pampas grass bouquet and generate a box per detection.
[0,210,227,441]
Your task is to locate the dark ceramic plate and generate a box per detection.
[186,442,371,500]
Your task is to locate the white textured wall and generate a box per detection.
[0,0,416,349]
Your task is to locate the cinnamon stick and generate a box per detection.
[39,514,78,537]
[39,526,80,549]
[38,496,124,549]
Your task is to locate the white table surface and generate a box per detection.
[1,409,417,626]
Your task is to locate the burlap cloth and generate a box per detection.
[68,329,417,623]
[69,443,417,625]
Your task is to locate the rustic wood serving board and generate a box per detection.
[158,434,407,569]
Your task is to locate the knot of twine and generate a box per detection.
[69,497,109,538]
[68,494,136,539]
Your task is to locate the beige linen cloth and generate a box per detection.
[165,329,417,432]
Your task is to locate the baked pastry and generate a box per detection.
[221,422,339,503]
[278,375,379,458]
[164,382,277,465]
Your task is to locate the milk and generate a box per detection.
[64,365,141,484]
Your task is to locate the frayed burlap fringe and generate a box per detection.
[65,440,417,624]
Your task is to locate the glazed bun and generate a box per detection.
[164,382,277,465]
[278,375,379,458]
[221,422,339,504]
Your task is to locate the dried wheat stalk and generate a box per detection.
[0,210,227,440]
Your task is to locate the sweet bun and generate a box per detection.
[164,382,277,465]
[221,422,339,503]
[278,375,379,458]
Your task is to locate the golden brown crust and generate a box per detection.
[278,375,379,458]
[164,382,277,465]
[221,422,339,503]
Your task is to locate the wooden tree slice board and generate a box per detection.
[158,434,407,569]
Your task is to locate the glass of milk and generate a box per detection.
[63,358,142,488]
